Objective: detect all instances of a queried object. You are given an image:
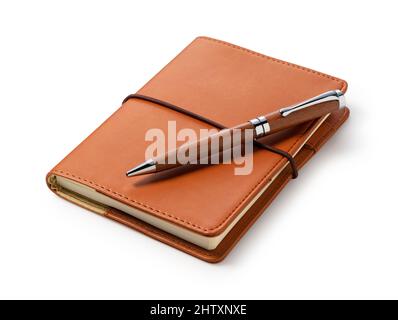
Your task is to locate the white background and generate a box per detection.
[1,0,397,300]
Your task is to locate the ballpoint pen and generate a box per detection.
[126,90,345,177]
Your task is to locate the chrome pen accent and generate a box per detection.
[249,116,270,138]
[279,90,345,117]
[126,159,157,177]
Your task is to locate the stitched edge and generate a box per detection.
[53,169,210,231]
[198,36,347,91]
[54,38,346,235]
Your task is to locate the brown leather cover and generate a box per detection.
[46,37,349,262]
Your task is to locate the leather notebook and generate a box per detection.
[46,36,349,262]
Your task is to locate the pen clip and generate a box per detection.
[279,90,345,117]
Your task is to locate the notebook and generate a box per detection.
[47,36,349,262]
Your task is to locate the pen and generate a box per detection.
[126,90,345,177]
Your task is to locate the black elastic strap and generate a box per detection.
[123,93,298,179]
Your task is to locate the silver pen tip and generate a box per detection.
[126,159,157,177]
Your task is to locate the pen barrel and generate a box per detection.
[128,90,345,176]
[267,99,340,133]
[156,122,254,169]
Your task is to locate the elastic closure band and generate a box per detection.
[123,93,298,178]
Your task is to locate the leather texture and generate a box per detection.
[46,37,349,262]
